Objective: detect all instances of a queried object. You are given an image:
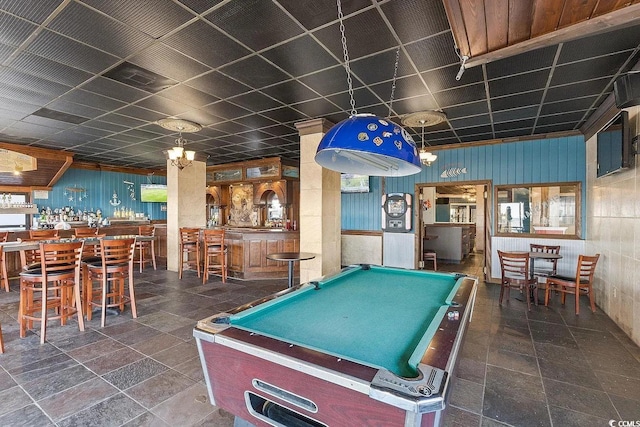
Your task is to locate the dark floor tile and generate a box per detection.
[8,352,74,384]
[152,342,198,368]
[83,347,144,376]
[543,378,618,419]
[455,356,486,384]
[485,366,545,403]
[529,324,578,348]
[102,358,168,390]
[168,323,198,341]
[22,363,95,401]
[130,333,184,356]
[126,369,195,409]
[38,377,117,422]
[483,388,551,427]
[538,358,602,389]
[50,330,108,351]
[459,340,489,362]
[122,411,171,426]
[135,311,196,333]
[0,386,32,416]
[487,348,539,376]
[113,325,162,346]
[583,349,640,379]
[191,406,235,427]
[533,342,587,364]
[442,405,482,427]
[595,370,640,401]
[449,376,484,414]
[0,369,16,392]
[489,331,535,356]
[150,383,216,425]
[0,342,61,370]
[57,392,145,427]
[173,357,205,383]
[549,405,611,426]
[0,404,54,426]
[66,338,126,363]
[609,394,640,420]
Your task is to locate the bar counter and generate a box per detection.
[3,222,167,276]
[222,227,300,280]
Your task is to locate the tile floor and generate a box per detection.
[0,254,637,427]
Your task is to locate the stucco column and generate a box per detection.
[167,160,206,272]
[295,118,341,282]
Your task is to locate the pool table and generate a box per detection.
[194,264,477,427]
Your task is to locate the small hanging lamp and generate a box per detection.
[315,0,421,177]
[402,111,445,167]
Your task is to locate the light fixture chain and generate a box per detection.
[388,45,401,118]
[337,0,356,116]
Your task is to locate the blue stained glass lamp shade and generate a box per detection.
[315,114,422,177]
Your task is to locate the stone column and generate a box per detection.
[295,118,341,282]
[167,160,206,272]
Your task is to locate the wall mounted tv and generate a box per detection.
[340,174,370,193]
[140,184,168,202]
[597,110,633,178]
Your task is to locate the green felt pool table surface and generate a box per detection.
[229,265,463,378]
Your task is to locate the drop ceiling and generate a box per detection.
[0,0,638,172]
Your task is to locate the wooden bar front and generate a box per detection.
[224,228,300,280]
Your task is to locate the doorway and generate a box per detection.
[416,181,492,281]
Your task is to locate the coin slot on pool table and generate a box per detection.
[245,392,326,427]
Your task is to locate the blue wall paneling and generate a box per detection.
[341,135,586,235]
[32,168,167,220]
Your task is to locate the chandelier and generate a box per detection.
[156,118,202,170]
[402,111,446,167]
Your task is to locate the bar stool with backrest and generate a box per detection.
[179,227,201,279]
[203,229,226,283]
[497,250,538,311]
[85,238,136,327]
[0,231,9,292]
[29,229,59,239]
[18,240,85,344]
[134,225,156,273]
[545,254,600,315]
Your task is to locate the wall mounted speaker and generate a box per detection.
[614,72,640,109]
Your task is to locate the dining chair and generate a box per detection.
[18,240,85,344]
[29,229,59,239]
[544,254,600,315]
[73,227,98,238]
[529,243,560,278]
[0,231,9,292]
[422,239,437,271]
[179,227,201,279]
[497,250,538,311]
[134,225,156,273]
[85,238,136,327]
[203,229,226,284]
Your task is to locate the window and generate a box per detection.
[495,183,580,238]
[0,193,29,230]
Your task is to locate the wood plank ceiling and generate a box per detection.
[444,0,640,68]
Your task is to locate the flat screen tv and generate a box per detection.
[140,184,168,202]
[340,174,370,193]
[597,110,633,178]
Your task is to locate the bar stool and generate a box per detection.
[134,225,156,273]
[0,231,9,292]
[18,241,85,344]
[203,229,226,284]
[179,227,201,279]
[29,229,59,239]
[85,238,136,327]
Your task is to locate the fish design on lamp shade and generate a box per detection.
[440,167,467,178]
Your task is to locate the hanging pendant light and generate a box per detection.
[315,0,421,177]
[156,118,201,170]
[402,111,445,167]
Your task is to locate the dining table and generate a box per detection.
[515,251,563,304]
